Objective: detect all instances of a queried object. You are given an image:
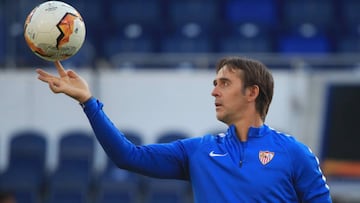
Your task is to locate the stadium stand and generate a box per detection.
[3,0,360,68]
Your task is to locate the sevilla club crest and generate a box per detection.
[259,151,275,165]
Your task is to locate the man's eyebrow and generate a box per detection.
[213,77,230,85]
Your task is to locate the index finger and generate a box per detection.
[54,61,67,77]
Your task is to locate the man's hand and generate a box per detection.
[36,61,92,103]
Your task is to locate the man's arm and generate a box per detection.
[82,97,189,179]
[291,142,332,202]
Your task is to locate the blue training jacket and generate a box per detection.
[83,98,332,203]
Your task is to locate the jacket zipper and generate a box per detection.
[239,141,246,167]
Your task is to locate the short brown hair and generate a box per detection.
[216,56,274,121]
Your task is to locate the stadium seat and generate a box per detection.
[142,128,191,203]
[156,130,189,143]
[12,190,38,203]
[0,129,47,202]
[160,35,213,54]
[103,23,159,68]
[94,130,144,203]
[48,130,95,194]
[217,23,274,53]
[218,35,273,53]
[46,188,89,203]
[335,34,360,53]
[143,178,191,203]
[282,0,335,32]
[95,159,141,203]
[95,183,139,203]
[160,22,215,53]
[167,0,221,30]
[104,24,157,54]
[277,32,332,54]
[224,0,278,28]
[109,0,163,28]
[339,0,360,34]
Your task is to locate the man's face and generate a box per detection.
[211,65,250,125]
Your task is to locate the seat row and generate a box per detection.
[2,0,360,68]
[0,129,194,203]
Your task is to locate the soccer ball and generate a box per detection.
[24,1,86,61]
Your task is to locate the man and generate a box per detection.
[36,56,332,202]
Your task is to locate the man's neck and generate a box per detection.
[233,116,263,142]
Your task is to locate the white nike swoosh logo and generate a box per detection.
[209,151,228,157]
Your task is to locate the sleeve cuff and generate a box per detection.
[79,96,96,109]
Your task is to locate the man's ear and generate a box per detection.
[247,85,259,102]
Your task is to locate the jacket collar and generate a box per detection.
[227,124,270,139]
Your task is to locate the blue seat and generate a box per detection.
[160,35,213,53]
[48,130,95,191]
[109,0,162,27]
[143,178,191,203]
[217,24,274,53]
[95,165,141,203]
[335,35,360,53]
[0,130,47,191]
[12,190,38,203]
[167,0,220,29]
[94,130,144,203]
[46,188,89,203]
[218,35,273,53]
[0,130,47,203]
[104,33,156,54]
[340,0,360,33]
[160,22,214,53]
[225,0,278,28]
[277,33,331,54]
[95,186,139,203]
[103,23,158,67]
[123,130,144,146]
[156,130,189,143]
[282,0,335,32]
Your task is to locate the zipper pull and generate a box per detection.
[239,160,243,167]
